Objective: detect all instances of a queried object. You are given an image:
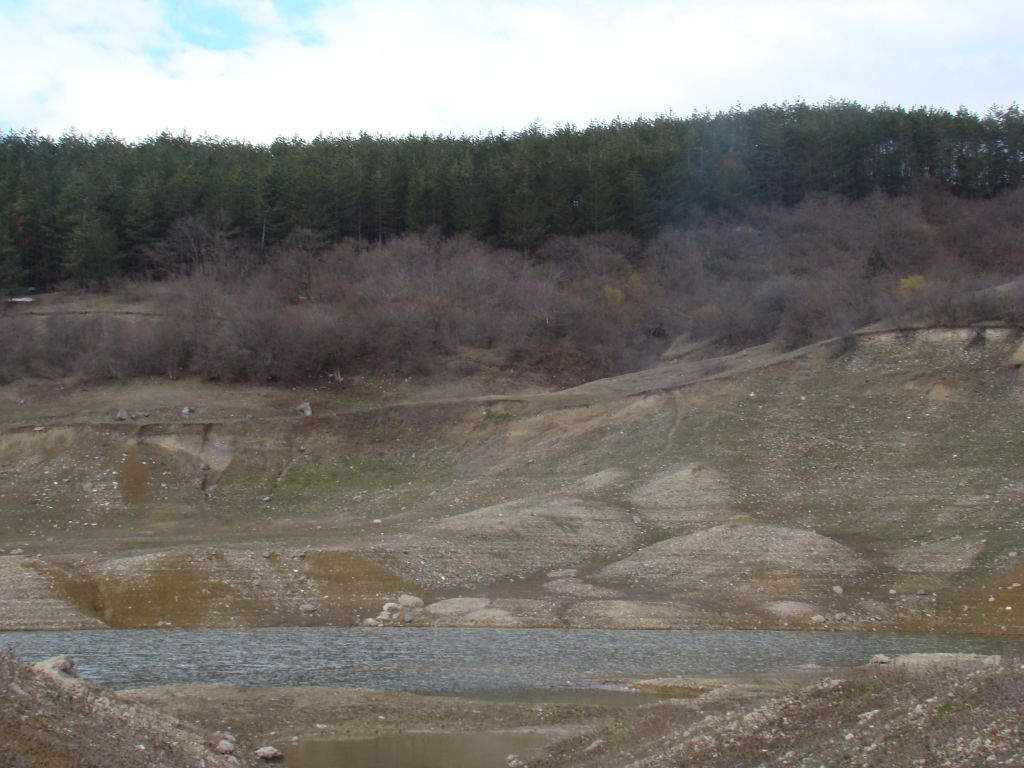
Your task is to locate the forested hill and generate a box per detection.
[2,101,1023,291]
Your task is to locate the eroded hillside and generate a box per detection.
[1,325,1022,634]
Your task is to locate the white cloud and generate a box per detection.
[0,0,1020,142]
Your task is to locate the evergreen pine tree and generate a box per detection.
[64,212,122,288]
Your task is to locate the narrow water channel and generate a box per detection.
[0,627,1006,693]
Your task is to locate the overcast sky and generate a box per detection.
[1,0,1021,143]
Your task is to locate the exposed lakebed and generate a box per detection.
[0,627,1006,694]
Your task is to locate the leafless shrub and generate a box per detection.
[36,315,102,376]
[11,185,1023,387]
[111,277,158,304]
[186,273,347,382]
[942,186,1024,275]
[269,227,328,300]
[147,216,238,277]
[778,271,871,350]
[78,320,149,381]
[0,317,37,382]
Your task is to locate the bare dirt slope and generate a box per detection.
[1,325,1022,633]
[0,652,257,768]
[533,655,1024,768]
[5,647,1019,768]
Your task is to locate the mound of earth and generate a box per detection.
[392,496,641,589]
[627,464,732,528]
[595,523,866,594]
[0,653,257,768]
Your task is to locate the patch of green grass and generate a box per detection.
[267,451,455,525]
[302,389,386,413]
[482,408,516,423]
[278,454,414,493]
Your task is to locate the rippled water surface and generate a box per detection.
[0,627,1005,693]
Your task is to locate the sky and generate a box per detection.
[0,0,1021,143]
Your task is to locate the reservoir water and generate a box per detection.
[0,627,1006,694]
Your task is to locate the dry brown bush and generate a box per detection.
[778,271,866,350]
[8,187,1022,386]
[0,316,37,382]
[77,319,169,381]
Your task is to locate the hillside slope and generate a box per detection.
[0,325,1022,634]
[534,655,1023,768]
[0,653,256,768]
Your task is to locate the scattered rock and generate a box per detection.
[870,654,892,665]
[890,653,1000,670]
[546,568,579,579]
[255,745,283,760]
[362,618,380,627]
[761,601,820,622]
[32,655,78,679]
[506,755,527,768]
[809,614,826,624]
[564,599,705,629]
[295,402,313,417]
[832,585,844,595]
[398,593,424,608]
[424,597,491,616]
[462,608,519,626]
[1010,338,1024,366]
[299,603,317,614]
[213,739,235,755]
[382,602,401,614]
[889,539,986,574]
[181,406,195,416]
[115,408,132,421]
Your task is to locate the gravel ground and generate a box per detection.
[0,652,258,768]
[534,655,1024,768]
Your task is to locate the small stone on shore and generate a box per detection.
[255,745,283,760]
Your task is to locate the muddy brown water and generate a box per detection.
[284,730,558,768]
[115,443,151,503]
